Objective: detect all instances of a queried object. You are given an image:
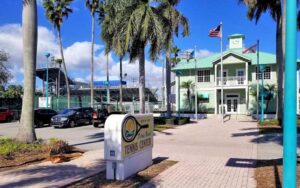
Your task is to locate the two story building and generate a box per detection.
[173,34,299,115]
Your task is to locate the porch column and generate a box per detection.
[215,89,218,114]
[246,62,249,113]
[175,76,179,111]
[214,64,218,86]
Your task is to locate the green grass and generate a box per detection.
[0,137,64,158]
[154,125,174,132]
[0,138,45,157]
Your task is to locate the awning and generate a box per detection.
[198,92,209,99]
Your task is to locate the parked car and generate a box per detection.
[51,107,94,128]
[92,103,122,127]
[0,108,13,122]
[34,108,57,127]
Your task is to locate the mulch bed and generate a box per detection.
[0,148,49,172]
[0,147,84,172]
[255,158,300,188]
[257,124,283,134]
[66,158,177,188]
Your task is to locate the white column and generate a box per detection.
[175,76,179,111]
[245,62,249,114]
[215,64,217,86]
[215,89,218,114]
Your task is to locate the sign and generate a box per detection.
[121,115,153,158]
[38,97,51,108]
[104,114,153,180]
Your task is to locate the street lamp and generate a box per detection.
[260,64,266,122]
[45,52,51,109]
[176,70,182,119]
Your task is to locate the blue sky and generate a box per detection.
[0,0,299,88]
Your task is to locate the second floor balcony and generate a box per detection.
[216,76,246,86]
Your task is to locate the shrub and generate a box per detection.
[0,138,44,159]
[165,118,175,125]
[49,140,72,156]
[154,117,166,125]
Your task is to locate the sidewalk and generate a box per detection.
[0,116,258,188]
[144,116,258,188]
[0,150,105,188]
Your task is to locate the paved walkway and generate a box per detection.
[0,150,105,188]
[144,116,258,188]
[0,115,258,188]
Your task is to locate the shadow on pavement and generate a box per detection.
[0,159,105,188]
[86,132,104,139]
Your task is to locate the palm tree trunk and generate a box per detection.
[17,0,37,143]
[119,56,123,112]
[139,47,146,113]
[57,27,70,108]
[90,13,95,108]
[275,17,284,123]
[166,50,171,117]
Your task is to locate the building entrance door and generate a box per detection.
[226,96,239,114]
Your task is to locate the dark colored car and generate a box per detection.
[34,108,57,127]
[92,103,122,128]
[0,108,13,122]
[51,107,94,128]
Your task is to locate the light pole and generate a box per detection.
[45,52,51,109]
[260,64,266,122]
[176,70,182,119]
[283,0,297,187]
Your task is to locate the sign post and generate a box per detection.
[283,0,297,187]
[104,114,154,180]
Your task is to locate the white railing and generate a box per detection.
[216,76,246,86]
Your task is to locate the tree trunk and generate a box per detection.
[106,53,110,103]
[187,89,191,111]
[57,27,70,108]
[17,0,37,143]
[275,16,284,123]
[119,56,123,112]
[139,47,146,113]
[166,50,171,117]
[90,13,95,108]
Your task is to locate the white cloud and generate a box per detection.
[0,24,165,90]
[196,49,214,58]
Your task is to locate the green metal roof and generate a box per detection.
[172,48,300,71]
[228,34,245,39]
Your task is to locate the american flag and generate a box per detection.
[208,24,222,38]
[243,44,257,53]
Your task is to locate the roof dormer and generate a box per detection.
[228,34,245,49]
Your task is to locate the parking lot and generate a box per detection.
[0,121,104,151]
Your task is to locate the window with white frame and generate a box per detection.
[198,69,210,82]
[256,66,271,80]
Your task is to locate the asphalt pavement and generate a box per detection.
[0,121,104,151]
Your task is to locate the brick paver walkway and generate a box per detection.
[0,115,258,188]
[0,150,105,188]
[144,116,258,188]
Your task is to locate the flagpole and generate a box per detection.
[256,40,260,121]
[220,22,224,125]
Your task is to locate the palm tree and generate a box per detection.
[115,0,167,113]
[239,0,299,122]
[43,0,73,108]
[100,2,127,112]
[181,80,194,111]
[17,0,38,143]
[158,0,190,117]
[171,45,181,67]
[264,84,276,113]
[85,0,101,108]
